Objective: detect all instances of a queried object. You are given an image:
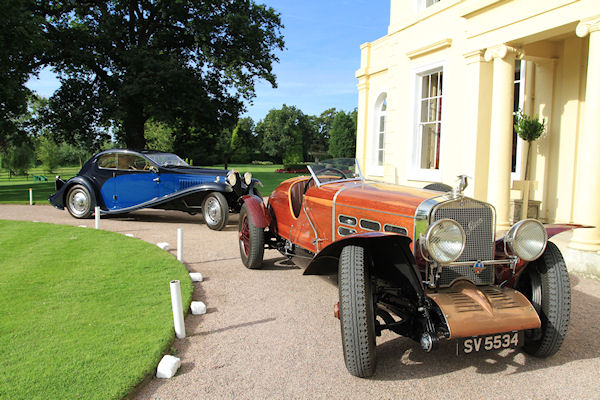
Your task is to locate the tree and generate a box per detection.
[0,0,47,150]
[44,0,285,150]
[145,119,175,153]
[0,142,35,176]
[35,136,61,173]
[256,105,314,164]
[328,110,357,158]
[308,108,336,161]
[230,117,256,164]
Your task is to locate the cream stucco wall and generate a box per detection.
[357,0,600,248]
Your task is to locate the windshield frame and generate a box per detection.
[306,158,364,187]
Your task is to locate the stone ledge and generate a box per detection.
[551,230,600,276]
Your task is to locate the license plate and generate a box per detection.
[457,331,524,355]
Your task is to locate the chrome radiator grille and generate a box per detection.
[431,198,495,286]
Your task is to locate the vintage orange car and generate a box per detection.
[237,158,573,378]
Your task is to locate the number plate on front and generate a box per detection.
[458,331,523,355]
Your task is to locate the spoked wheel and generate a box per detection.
[66,184,94,219]
[338,245,376,378]
[238,204,264,269]
[202,192,229,231]
[516,242,571,357]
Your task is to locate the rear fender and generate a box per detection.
[53,177,99,210]
[241,194,270,228]
[305,233,424,297]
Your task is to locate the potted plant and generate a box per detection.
[511,111,546,222]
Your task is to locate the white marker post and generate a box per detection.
[29,188,33,205]
[177,228,183,262]
[94,206,100,229]
[170,280,186,339]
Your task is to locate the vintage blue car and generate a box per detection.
[49,149,261,230]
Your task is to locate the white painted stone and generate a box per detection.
[190,301,207,315]
[189,272,203,282]
[156,355,181,379]
[125,233,134,237]
[157,242,170,250]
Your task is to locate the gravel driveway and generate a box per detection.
[1,204,599,399]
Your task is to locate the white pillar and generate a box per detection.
[484,45,520,229]
[170,280,186,339]
[177,228,183,262]
[571,19,600,251]
[94,206,100,229]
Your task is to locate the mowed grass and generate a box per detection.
[0,220,193,400]
[0,166,80,205]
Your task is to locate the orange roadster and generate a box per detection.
[238,158,573,378]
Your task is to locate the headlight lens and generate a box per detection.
[244,172,252,185]
[422,219,465,264]
[227,171,237,186]
[505,219,547,261]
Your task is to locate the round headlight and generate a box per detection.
[244,171,252,186]
[505,219,547,261]
[422,219,466,264]
[227,171,237,186]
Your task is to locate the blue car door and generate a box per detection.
[113,154,160,208]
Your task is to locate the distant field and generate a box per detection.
[0,164,304,204]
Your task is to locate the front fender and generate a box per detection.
[304,233,424,298]
[241,194,270,228]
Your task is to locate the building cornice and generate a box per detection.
[406,39,452,59]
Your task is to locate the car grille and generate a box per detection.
[431,198,495,286]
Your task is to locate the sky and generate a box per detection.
[25,0,391,123]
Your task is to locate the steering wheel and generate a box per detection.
[304,167,348,194]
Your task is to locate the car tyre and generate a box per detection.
[66,184,94,219]
[338,245,376,378]
[202,192,229,231]
[238,204,264,269]
[517,241,571,357]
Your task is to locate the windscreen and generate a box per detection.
[145,153,189,167]
[307,158,363,186]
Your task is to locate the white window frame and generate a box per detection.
[368,92,387,177]
[408,62,445,182]
[511,60,526,182]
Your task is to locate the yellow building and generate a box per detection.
[356,0,600,252]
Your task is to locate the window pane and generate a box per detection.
[378,131,384,148]
[378,150,384,166]
[421,75,429,99]
[379,115,385,133]
[381,99,387,112]
[98,154,116,169]
[428,99,437,122]
[430,73,439,98]
[420,99,428,123]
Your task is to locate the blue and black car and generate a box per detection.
[49,149,261,230]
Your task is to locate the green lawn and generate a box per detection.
[0,164,305,204]
[0,220,193,400]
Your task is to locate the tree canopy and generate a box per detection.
[1,0,284,153]
[328,109,357,158]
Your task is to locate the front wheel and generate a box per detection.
[338,245,376,378]
[238,204,264,269]
[517,241,571,357]
[66,184,94,219]
[202,192,229,231]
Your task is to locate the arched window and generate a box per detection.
[376,98,386,167]
[371,93,387,175]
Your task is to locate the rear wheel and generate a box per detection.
[202,192,228,231]
[517,242,571,357]
[238,204,264,269]
[66,184,94,219]
[338,245,376,378]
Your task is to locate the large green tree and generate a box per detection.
[44,0,284,150]
[328,109,357,158]
[256,105,314,164]
[0,0,47,149]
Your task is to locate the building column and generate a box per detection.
[484,45,520,229]
[571,19,600,251]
